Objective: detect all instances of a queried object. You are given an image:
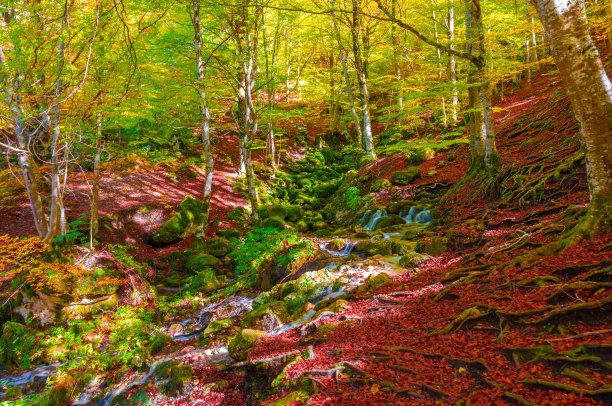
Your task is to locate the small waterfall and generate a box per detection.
[414,209,431,223]
[321,241,356,257]
[358,210,371,226]
[400,207,431,224]
[400,207,419,223]
[364,210,387,231]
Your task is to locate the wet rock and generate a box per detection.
[207,237,233,258]
[314,299,350,319]
[355,240,404,256]
[228,329,267,361]
[13,291,62,327]
[243,302,290,333]
[167,324,184,337]
[391,167,421,186]
[370,178,391,193]
[204,319,233,336]
[374,214,407,230]
[366,273,393,290]
[185,254,220,272]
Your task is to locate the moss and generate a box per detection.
[366,273,393,290]
[315,323,337,336]
[204,319,233,336]
[152,195,202,245]
[207,237,233,258]
[285,205,304,222]
[0,322,43,369]
[370,178,391,193]
[313,181,338,198]
[150,333,171,355]
[356,240,404,256]
[218,228,242,241]
[262,217,286,230]
[4,385,22,400]
[228,329,267,361]
[391,167,421,186]
[374,214,407,230]
[399,251,431,268]
[243,301,291,329]
[227,206,249,222]
[185,254,220,272]
[416,236,448,255]
[259,205,288,220]
[266,390,311,406]
[314,299,350,319]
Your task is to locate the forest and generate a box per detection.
[0,0,611,404]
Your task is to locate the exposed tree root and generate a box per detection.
[520,379,612,401]
[503,391,544,406]
[427,306,492,335]
[526,294,612,324]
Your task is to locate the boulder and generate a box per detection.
[262,217,286,230]
[185,254,220,272]
[391,167,421,186]
[416,236,448,255]
[285,205,304,222]
[243,301,290,333]
[313,182,338,198]
[203,319,233,336]
[152,195,202,245]
[187,269,223,292]
[399,251,432,268]
[207,237,233,258]
[366,273,393,290]
[228,329,267,361]
[355,240,404,256]
[259,205,288,220]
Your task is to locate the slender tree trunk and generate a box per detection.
[533,0,612,226]
[448,2,459,123]
[351,0,375,159]
[339,48,362,146]
[432,2,447,127]
[192,0,215,246]
[262,11,277,171]
[45,39,66,241]
[465,0,499,174]
[91,112,102,240]
[391,0,404,125]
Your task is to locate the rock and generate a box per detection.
[14,291,63,327]
[391,167,421,186]
[313,181,338,198]
[315,323,336,337]
[187,269,223,292]
[285,205,304,222]
[314,299,350,319]
[217,228,241,241]
[227,206,249,223]
[155,360,194,395]
[426,170,438,178]
[4,384,22,400]
[185,254,220,272]
[326,239,346,251]
[152,195,202,245]
[259,205,288,220]
[207,237,233,258]
[61,294,117,321]
[366,273,393,290]
[262,217,286,230]
[228,329,267,361]
[204,319,233,336]
[373,214,407,230]
[0,322,44,369]
[355,240,404,256]
[416,236,448,255]
[243,301,290,333]
[399,251,431,268]
[370,178,391,193]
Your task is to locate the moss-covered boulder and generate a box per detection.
[416,236,448,255]
[313,181,338,198]
[227,206,249,223]
[366,273,393,290]
[203,319,233,336]
[370,178,391,193]
[187,269,223,292]
[286,205,304,222]
[207,237,233,258]
[152,195,202,245]
[185,254,220,272]
[355,240,403,256]
[391,168,421,186]
[387,200,416,215]
[217,228,242,241]
[155,360,194,395]
[243,301,290,332]
[314,299,350,319]
[228,329,267,361]
[262,217,286,230]
[266,391,311,406]
[373,214,407,230]
[399,251,431,268]
[259,205,288,220]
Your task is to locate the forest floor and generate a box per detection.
[0,71,610,406]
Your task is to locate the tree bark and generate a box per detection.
[533,0,612,225]
[448,1,459,123]
[192,0,215,246]
[91,112,102,240]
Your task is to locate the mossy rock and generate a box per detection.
[391,167,421,186]
[267,391,311,406]
[398,251,431,268]
[314,299,350,319]
[355,240,403,256]
[150,333,172,355]
[155,360,194,395]
[284,284,324,315]
[187,269,223,292]
[259,205,288,220]
[243,301,291,332]
[185,254,220,272]
[366,273,393,290]
[262,217,286,230]
[295,220,310,232]
[387,200,416,215]
[152,195,202,245]
[228,329,267,361]
[0,322,43,369]
[313,182,338,198]
[227,206,249,222]
[326,239,346,251]
[370,178,391,193]
[4,385,22,400]
[207,237,233,258]
[166,272,183,287]
[204,319,233,336]
[286,205,304,222]
[415,236,448,255]
[374,214,407,230]
[315,323,337,337]
[217,228,242,241]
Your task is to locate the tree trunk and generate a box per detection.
[391,0,404,125]
[91,112,102,240]
[192,0,215,247]
[432,2,447,127]
[351,0,375,159]
[464,0,499,174]
[448,2,459,123]
[533,0,612,226]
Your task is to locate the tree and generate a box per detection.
[532,0,612,235]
